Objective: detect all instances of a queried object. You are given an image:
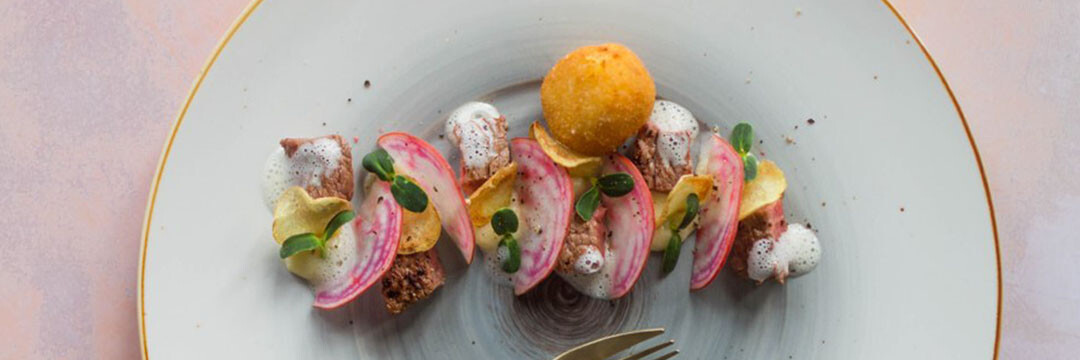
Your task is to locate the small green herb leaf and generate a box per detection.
[280,233,322,259]
[500,236,521,273]
[662,233,682,273]
[362,148,395,181]
[491,208,519,236]
[323,210,355,240]
[742,152,758,182]
[575,185,601,222]
[597,172,635,197]
[676,193,700,231]
[731,122,753,155]
[391,175,428,212]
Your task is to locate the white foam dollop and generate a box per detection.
[284,221,360,289]
[558,245,615,299]
[573,245,604,275]
[747,223,821,282]
[445,101,503,170]
[649,100,699,167]
[261,138,344,211]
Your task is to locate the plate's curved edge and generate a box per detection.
[136,1,1003,358]
[880,1,1002,358]
[138,0,265,358]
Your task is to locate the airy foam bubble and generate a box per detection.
[573,246,604,274]
[649,100,699,167]
[261,138,343,211]
[747,223,821,282]
[558,245,615,299]
[445,101,502,169]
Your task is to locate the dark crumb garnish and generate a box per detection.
[821,201,826,207]
[347,98,352,102]
[807,118,816,125]
[438,134,444,139]
[364,80,371,88]
[322,122,326,126]
[900,207,905,212]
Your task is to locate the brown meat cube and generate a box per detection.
[728,199,786,279]
[556,205,607,274]
[449,116,510,194]
[629,124,693,192]
[279,135,354,201]
[380,249,445,314]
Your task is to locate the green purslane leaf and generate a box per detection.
[662,232,682,273]
[500,236,521,273]
[280,233,323,259]
[575,185,601,222]
[323,210,355,239]
[391,175,428,213]
[731,122,753,155]
[597,172,635,197]
[491,208,519,236]
[742,152,758,182]
[362,148,395,181]
[675,194,700,231]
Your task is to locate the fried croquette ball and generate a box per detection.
[540,43,656,156]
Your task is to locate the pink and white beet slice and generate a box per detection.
[312,181,402,309]
[560,154,654,299]
[379,132,475,263]
[691,133,744,290]
[507,138,573,295]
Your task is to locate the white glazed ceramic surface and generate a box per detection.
[141,0,997,358]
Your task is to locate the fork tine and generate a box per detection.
[650,350,679,360]
[552,328,665,360]
[615,339,675,360]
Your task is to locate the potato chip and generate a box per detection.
[529,122,602,177]
[272,187,352,244]
[738,160,787,220]
[467,162,518,228]
[397,199,442,254]
[650,175,713,251]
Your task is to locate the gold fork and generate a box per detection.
[552,328,678,360]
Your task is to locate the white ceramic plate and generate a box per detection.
[139,0,1000,358]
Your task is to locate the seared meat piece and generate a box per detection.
[380,249,445,314]
[445,102,511,193]
[279,135,354,201]
[728,199,786,279]
[556,205,607,274]
[628,101,699,192]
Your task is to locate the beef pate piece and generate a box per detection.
[380,249,445,314]
[728,199,786,279]
[557,204,607,274]
[279,134,354,201]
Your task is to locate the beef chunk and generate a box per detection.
[556,205,607,274]
[449,116,510,194]
[380,249,445,314]
[279,134,354,201]
[728,199,786,279]
[629,123,693,192]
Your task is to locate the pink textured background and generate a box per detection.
[0,0,1075,358]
